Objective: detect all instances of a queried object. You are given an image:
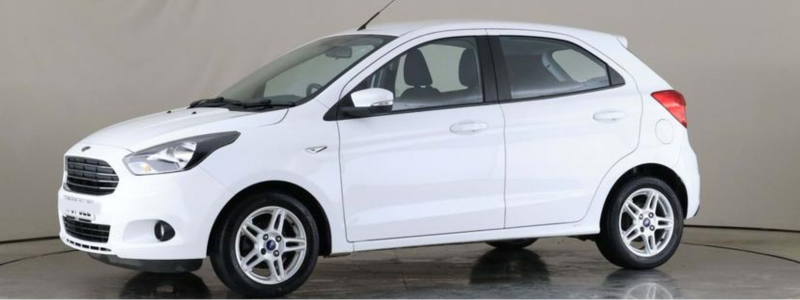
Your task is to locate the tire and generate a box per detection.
[596,176,683,269]
[486,238,537,250]
[210,191,319,298]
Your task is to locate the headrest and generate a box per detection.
[403,49,433,86]
[459,48,479,88]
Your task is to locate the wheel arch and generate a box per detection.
[207,180,333,256]
[605,163,689,219]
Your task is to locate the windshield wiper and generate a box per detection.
[189,96,295,110]
[188,97,243,108]
[241,98,296,109]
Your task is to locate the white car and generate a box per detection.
[58,20,699,297]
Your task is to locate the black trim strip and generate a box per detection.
[488,36,511,101]
[477,36,499,104]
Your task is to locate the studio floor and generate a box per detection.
[1,227,799,299]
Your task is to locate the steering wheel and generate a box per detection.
[306,83,323,96]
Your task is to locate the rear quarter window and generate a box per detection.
[496,36,623,100]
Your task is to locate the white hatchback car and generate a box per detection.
[58,21,699,297]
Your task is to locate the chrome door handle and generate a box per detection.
[450,121,489,134]
[593,110,627,122]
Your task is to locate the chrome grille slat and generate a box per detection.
[65,156,118,195]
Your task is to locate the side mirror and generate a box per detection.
[341,88,394,117]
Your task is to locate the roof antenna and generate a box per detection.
[357,0,397,31]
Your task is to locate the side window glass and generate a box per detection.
[353,37,483,112]
[551,49,608,84]
[497,36,613,100]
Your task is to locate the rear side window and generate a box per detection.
[495,36,622,100]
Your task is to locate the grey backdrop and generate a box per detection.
[1,0,798,241]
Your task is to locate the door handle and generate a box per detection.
[593,110,627,122]
[450,121,489,134]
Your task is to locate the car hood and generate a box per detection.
[80,107,288,151]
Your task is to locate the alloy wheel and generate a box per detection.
[618,188,675,257]
[235,206,307,284]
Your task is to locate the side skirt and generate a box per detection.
[352,223,598,252]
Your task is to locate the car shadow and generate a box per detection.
[119,272,211,299]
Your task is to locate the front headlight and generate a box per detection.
[124,132,240,175]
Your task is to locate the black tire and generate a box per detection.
[210,191,319,298]
[596,176,683,269]
[486,238,537,250]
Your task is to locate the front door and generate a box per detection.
[337,34,507,241]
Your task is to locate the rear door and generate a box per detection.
[487,30,641,228]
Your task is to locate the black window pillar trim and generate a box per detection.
[476,36,499,104]
[488,36,512,101]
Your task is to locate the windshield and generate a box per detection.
[218,35,394,107]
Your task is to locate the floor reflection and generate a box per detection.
[466,248,681,299]
[469,248,550,284]
[16,235,787,298]
[116,249,684,299]
[602,269,680,299]
[120,272,211,299]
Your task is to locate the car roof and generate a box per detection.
[332,20,621,42]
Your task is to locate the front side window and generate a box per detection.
[220,35,394,106]
[496,36,618,100]
[351,36,483,112]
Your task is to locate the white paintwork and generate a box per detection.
[57,21,700,264]
[350,88,394,108]
[339,104,506,241]
[656,119,675,144]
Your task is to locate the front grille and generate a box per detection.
[65,156,118,196]
[63,216,111,243]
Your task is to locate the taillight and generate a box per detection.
[651,90,687,127]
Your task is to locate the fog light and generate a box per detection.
[154,221,175,242]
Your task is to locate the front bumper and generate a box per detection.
[58,143,234,260]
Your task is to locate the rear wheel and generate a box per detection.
[596,177,683,269]
[486,238,537,250]
[210,191,319,298]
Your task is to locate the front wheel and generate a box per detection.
[596,177,683,269]
[210,191,319,298]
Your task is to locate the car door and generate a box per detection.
[487,30,642,228]
[335,32,507,242]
